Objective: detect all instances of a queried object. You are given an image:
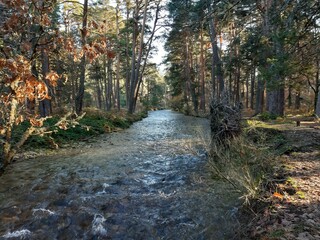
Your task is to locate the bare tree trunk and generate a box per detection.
[208,12,224,98]
[314,59,320,115]
[125,1,131,108]
[103,54,108,110]
[250,65,255,109]
[39,49,52,117]
[316,91,320,116]
[95,66,102,109]
[288,84,292,108]
[106,58,113,111]
[3,99,18,167]
[128,0,148,114]
[128,0,159,114]
[199,24,206,112]
[267,88,284,116]
[187,38,198,114]
[245,72,249,109]
[115,0,121,111]
[235,60,241,103]
[295,91,301,110]
[75,0,88,114]
[255,76,264,114]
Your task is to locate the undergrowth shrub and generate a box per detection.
[257,112,278,121]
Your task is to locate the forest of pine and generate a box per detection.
[0,0,320,239]
[1,0,319,161]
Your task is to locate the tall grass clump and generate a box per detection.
[207,124,279,205]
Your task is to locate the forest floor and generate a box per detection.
[243,121,320,240]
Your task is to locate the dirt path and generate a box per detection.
[248,123,320,240]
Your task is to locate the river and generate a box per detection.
[0,110,241,239]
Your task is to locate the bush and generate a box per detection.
[257,112,278,121]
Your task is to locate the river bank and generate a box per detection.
[239,121,320,239]
[6,108,147,164]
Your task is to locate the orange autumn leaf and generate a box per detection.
[36,83,50,100]
[58,122,68,130]
[30,118,44,127]
[45,71,59,86]
[0,58,6,68]
[273,192,284,200]
[91,20,99,29]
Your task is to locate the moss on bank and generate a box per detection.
[12,108,147,151]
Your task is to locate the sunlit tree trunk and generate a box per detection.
[208,13,224,98]
[106,58,113,111]
[128,0,147,114]
[75,0,88,114]
[134,1,160,112]
[125,1,131,108]
[115,0,121,111]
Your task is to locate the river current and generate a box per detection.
[0,110,240,239]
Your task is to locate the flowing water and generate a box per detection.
[0,110,241,239]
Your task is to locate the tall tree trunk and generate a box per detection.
[294,91,301,110]
[267,88,284,116]
[128,0,149,114]
[106,58,113,111]
[134,2,160,111]
[39,49,52,117]
[261,0,285,116]
[255,76,264,114]
[316,90,320,117]
[3,99,18,167]
[187,38,198,113]
[199,24,206,112]
[125,1,131,108]
[75,0,88,114]
[208,13,224,98]
[235,59,241,103]
[103,54,108,110]
[288,84,292,108]
[250,65,255,110]
[245,72,249,109]
[115,0,121,111]
[96,66,102,109]
[314,59,320,115]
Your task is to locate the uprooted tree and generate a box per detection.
[210,92,242,144]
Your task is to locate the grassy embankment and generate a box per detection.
[207,113,320,239]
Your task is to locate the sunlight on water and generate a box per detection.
[92,214,107,236]
[32,208,55,218]
[2,230,31,239]
[96,183,111,195]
